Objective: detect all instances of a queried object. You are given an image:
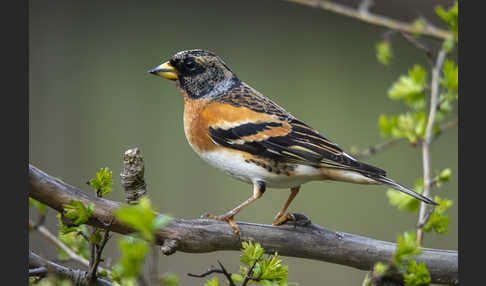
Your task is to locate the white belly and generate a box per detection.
[198,149,323,189]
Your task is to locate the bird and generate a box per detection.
[148,49,438,235]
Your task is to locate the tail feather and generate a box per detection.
[364,173,439,206]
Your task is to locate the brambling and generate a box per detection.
[149,49,438,235]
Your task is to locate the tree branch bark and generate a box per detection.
[285,0,452,40]
[29,164,458,285]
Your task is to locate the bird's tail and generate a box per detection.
[363,173,439,206]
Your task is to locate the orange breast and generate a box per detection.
[183,98,290,153]
[183,98,217,153]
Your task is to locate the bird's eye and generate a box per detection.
[184,58,196,70]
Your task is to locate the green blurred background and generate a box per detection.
[29,0,457,285]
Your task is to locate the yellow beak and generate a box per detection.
[148,61,178,80]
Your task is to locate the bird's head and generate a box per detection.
[149,49,240,99]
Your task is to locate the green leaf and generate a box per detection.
[114,197,170,242]
[441,60,458,93]
[442,37,455,52]
[57,213,79,234]
[387,178,422,212]
[57,224,90,260]
[259,253,289,281]
[411,19,425,37]
[373,262,388,276]
[240,241,265,266]
[62,200,94,226]
[394,231,422,268]
[111,236,149,280]
[434,168,452,188]
[435,1,458,40]
[29,197,47,215]
[160,272,180,286]
[98,269,108,277]
[204,277,219,286]
[89,167,114,197]
[404,260,431,286]
[378,114,398,137]
[231,273,243,283]
[423,196,453,234]
[384,111,426,143]
[89,230,103,244]
[237,242,292,285]
[388,65,427,110]
[376,41,392,65]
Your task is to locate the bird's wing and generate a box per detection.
[205,84,386,176]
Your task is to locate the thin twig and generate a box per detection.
[353,119,456,159]
[399,31,434,64]
[353,138,401,158]
[217,260,236,286]
[285,0,452,40]
[29,220,90,270]
[87,219,114,283]
[242,260,259,286]
[416,49,448,245]
[188,268,226,278]
[29,267,47,277]
[358,0,374,14]
[29,250,113,286]
[187,261,236,286]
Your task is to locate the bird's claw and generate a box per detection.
[200,212,240,235]
[273,212,312,227]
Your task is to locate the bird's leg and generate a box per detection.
[272,186,300,226]
[202,181,265,235]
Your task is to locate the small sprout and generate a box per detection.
[89,230,103,244]
[57,224,90,260]
[205,277,220,286]
[423,196,453,234]
[411,19,425,37]
[441,60,458,94]
[240,241,265,266]
[62,200,94,226]
[435,1,458,40]
[89,167,114,197]
[373,262,388,276]
[379,112,427,143]
[110,236,150,281]
[404,260,431,286]
[29,198,47,215]
[388,65,427,110]
[160,272,180,286]
[442,37,455,52]
[433,168,452,188]
[97,269,108,277]
[393,231,422,268]
[57,214,79,234]
[376,40,392,65]
[231,273,243,283]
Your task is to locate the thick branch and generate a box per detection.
[29,164,458,285]
[285,0,452,40]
